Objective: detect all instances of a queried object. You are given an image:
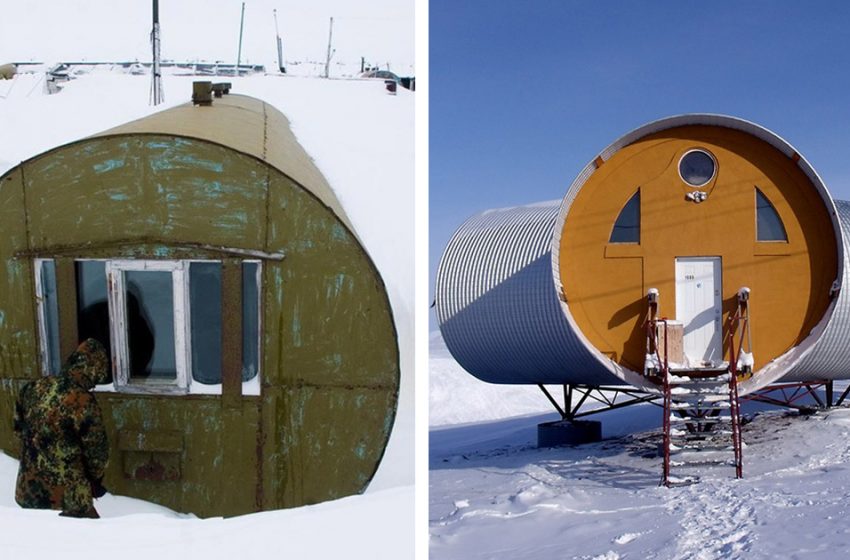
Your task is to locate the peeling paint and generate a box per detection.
[108,192,130,201]
[354,441,366,460]
[94,158,126,174]
[292,300,302,347]
[322,353,343,370]
[331,224,348,242]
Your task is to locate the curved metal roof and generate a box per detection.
[94,93,355,232]
[435,201,622,385]
[782,199,850,382]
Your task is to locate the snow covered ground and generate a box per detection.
[0,66,413,557]
[430,331,850,559]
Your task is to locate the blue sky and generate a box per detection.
[430,0,850,329]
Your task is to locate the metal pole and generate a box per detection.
[324,17,334,78]
[273,9,285,74]
[236,2,246,74]
[150,0,164,105]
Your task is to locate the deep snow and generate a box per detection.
[430,330,850,559]
[0,66,413,558]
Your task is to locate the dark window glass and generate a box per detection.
[679,150,715,186]
[242,262,260,382]
[190,262,222,384]
[40,261,62,375]
[125,271,174,381]
[609,190,640,243]
[756,188,788,241]
[76,261,112,383]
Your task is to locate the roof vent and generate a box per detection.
[212,82,231,98]
[192,81,213,106]
[193,81,233,106]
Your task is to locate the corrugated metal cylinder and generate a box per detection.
[436,114,847,395]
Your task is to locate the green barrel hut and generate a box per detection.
[0,86,399,517]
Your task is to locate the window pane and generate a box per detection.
[242,263,259,381]
[679,150,715,187]
[190,262,222,384]
[76,261,112,383]
[40,261,62,375]
[125,271,175,381]
[609,190,640,243]
[756,189,788,241]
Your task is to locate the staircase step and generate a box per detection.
[670,443,735,453]
[671,392,729,403]
[669,367,728,374]
[668,373,730,384]
[671,429,735,438]
[671,387,729,396]
[670,415,732,423]
[670,401,731,410]
[671,458,737,467]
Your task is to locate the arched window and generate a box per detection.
[609,190,640,243]
[756,188,788,241]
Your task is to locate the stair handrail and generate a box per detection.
[645,289,674,486]
[726,288,747,479]
[644,288,669,378]
[725,287,753,374]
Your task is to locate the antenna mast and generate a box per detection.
[274,9,285,74]
[150,0,164,105]
[324,17,334,79]
[236,2,246,75]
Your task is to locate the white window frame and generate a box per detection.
[106,260,190,394]
[34,258,59,377]
[34,257,262,395]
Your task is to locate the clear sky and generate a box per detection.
[430,0,850,329]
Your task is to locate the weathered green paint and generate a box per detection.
[0,95,400,518]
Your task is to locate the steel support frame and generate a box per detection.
[742,381,831,410]
[537,384,661,421]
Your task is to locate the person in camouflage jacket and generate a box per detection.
[14,338,110,518]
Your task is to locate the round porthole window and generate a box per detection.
[679,149,716,187]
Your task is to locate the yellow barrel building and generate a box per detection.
[436,114,848,396]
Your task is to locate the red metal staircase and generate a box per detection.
[647,288,748,486]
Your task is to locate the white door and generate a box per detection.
[675,257,722,366]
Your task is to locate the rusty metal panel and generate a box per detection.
[24,137,268,252]
[0,168,38,380]
[0,94,400,518]
[221,259,243,408]
[266,384,396,507]
[55,258,78,360]
[119,430,183,481]
[99,393,260,517]
[93,94,356,235]
[265,172,399,389]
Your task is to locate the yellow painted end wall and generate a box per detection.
[560,125,837,373]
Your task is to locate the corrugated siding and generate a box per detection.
[782,199,850,381]
[435,202,622,385]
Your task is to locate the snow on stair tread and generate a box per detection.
[670,444,735,453]
[669,415,732,423]
[670,401,731,410]
[668,377,730,386]
[671,386,729,395]
[670,458,737,467]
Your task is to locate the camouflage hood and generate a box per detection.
[61,339,109,390]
